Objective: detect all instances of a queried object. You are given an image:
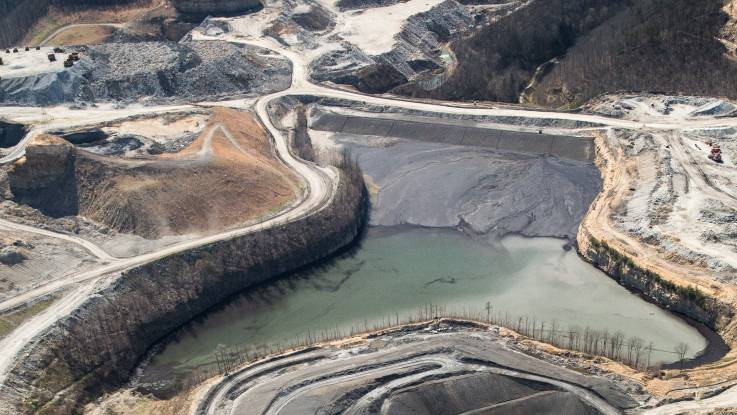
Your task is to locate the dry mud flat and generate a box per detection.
[191,321,641,415]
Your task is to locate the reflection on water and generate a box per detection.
[146,227,706,378]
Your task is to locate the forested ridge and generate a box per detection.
[394,0,630,102]
[532,0,737,106]
[396,0,737,107]
[0,0,143,47]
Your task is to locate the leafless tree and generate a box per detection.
[675,342,689,371]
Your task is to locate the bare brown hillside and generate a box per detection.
[9,108,299,239]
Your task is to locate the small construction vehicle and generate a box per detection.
[53,47,65,53]
[63,59,73,68]
[47,53,56,62]
[69,52,80,61]
[12,48,18,53]
[708,144,723,163]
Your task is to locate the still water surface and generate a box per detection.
[146,227,706,377]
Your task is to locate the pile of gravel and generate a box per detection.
[0,40,291,106]
[81,40,291,103]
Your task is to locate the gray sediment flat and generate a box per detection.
[336,135,600,239]
[310,111,595,161]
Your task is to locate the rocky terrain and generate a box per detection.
[0,1,736,414]
[0,40,291,106]
[0,155,366,414]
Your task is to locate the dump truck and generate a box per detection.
[708,144,723,163]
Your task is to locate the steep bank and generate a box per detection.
[0,165,367,414]
[576,130,737,393]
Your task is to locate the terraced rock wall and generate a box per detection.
[0,167,367,414]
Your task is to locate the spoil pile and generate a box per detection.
[81,40,291,103]
[0,40,291,106]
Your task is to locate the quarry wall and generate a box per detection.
[0,121,27,148]
[581,238,733,332]
[0,166,367,414]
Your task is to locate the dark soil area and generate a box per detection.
[0,120,26,148]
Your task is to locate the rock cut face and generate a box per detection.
[8,134,79,218]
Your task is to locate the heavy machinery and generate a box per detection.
[47,53,56,62]
[708,144,723,163]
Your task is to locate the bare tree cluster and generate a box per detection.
[186,300,692,396]
[395,0,628,102]
[532,0,737,106]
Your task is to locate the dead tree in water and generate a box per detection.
[675,342,689,371]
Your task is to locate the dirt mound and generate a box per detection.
[8,109,298,239]
[383,372,602,414]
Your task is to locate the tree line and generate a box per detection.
[178,301,694,395]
